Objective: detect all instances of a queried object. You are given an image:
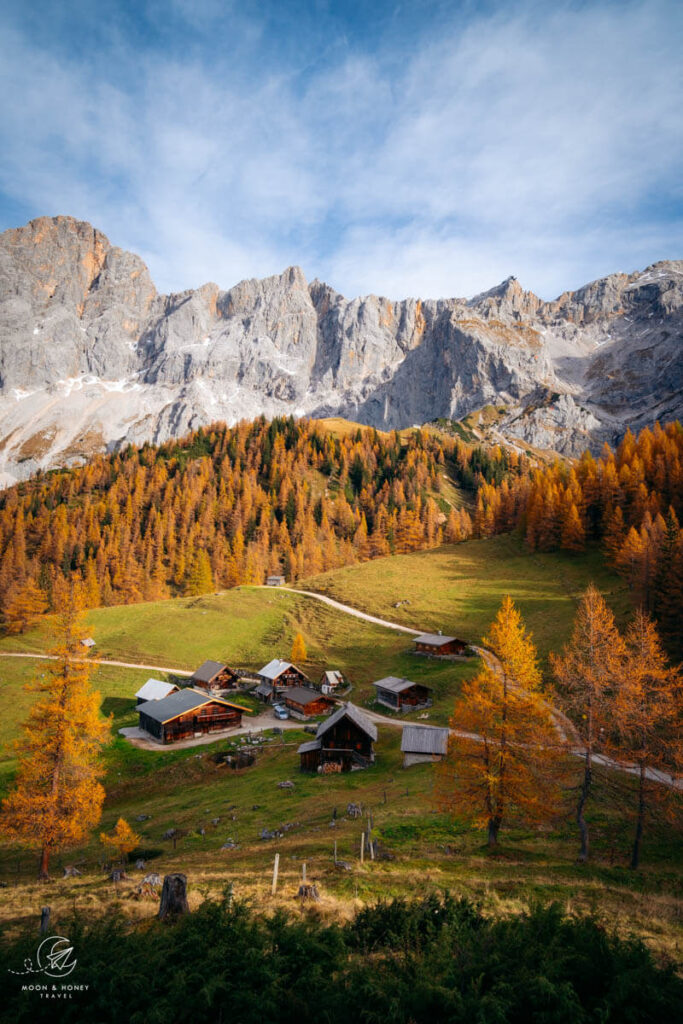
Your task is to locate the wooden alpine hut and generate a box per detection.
[372,676,432,712]
[401,724,450,767]
[137,689,250,744]
[298,702,377,772]
[412,633,467,657]
[283,687,335,720]
[191,660,239,691]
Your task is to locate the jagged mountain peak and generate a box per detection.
[0,215,681,485]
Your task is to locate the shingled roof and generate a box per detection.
[372,676,419,694]
[192,660,228,684]
[285,686,327,706]
[138,688,248,724]
[135,678,178,702]
[259,658,295,680]
[413,633,457,647]
[401,724,449,756]
[316,702,378,741]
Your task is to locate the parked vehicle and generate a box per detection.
[273,705,290,720]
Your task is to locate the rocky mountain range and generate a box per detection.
[0,215,681,485]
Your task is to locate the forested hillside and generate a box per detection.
[476,421,683,656]
[0,417,508,616]
[1,415,681,657]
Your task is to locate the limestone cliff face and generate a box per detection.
[0,215,681,483]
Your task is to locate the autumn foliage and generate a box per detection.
[100,817,141,865]
[437,597,565,845]
[0,417,493,620]
[551,585,627,862]
[476,421,683,655]
[552,587,682,865]
[0,580,109,878]
[290,632,307,663]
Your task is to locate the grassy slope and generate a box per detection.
[299,534,632,665]
[0,535,680,960]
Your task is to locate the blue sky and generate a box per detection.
[1,0,681,299]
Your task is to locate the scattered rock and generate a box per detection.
[63,866,82,878]
[111,869,130,882]
[277,780,295,789]
[135,859,146,870]
[136,814,150,822]
[142,873,163,887]
[347,803,363,819]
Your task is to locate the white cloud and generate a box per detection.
[0,1,681,300]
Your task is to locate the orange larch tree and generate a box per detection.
[0,579,110,878]
[100,817,141,865]
[551,584,627,862]
[437,596,565,846]
[613,611,682,869]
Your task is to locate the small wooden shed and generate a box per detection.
[266,574,286,587]
[412,633,467,657]
[320,669,345,694]
[191,660,239,691]
[401,724,450,767]
[372,676,432,712]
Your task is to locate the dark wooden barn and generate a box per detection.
[298,702,377,772]
[412,633,467,657]
[191,660,239,691]
[283,687,335,719]
[372,676,432,711]
[137,689,249,744]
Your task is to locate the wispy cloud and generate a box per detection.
[0,0,681,299]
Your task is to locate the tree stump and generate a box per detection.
[158,873,189,920]
[296,883,319,901]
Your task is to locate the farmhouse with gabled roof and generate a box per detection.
[137,688,250,744]
[298,702,377,772]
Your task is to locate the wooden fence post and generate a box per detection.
[334,840,337,865]
[302,862,306,883]
[39,906,50,934]
[360,832,365,864]
[271,853,280,896]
